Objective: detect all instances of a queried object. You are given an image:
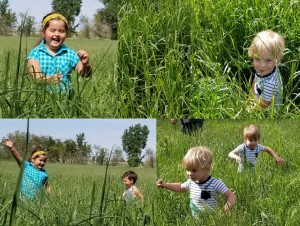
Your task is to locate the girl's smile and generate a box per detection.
[43,20,67,54]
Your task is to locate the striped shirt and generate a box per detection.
[27,41,79,91]
[181,176,228,214]
[22,161,48,199]
[235,143,265,166]
[254,65,283,107]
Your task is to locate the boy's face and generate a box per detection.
[244,137,258,150]
[253,48,276,76]
[186,165,209,183]
[31,155,47,170]
[123,177,134,189]
[43,19,67,53]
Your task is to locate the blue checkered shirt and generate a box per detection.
[22,161,49,199]
[27,41,79,91]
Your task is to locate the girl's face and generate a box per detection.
[123,177,134,189]
[253,48,276,76]
[244,137,258,149]
[186,165,209,183]
[43,19,67,53]
[31,155,47,169]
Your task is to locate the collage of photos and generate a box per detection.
[0,0,299,225]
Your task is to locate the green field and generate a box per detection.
[0,161,156,225]
[0,36,117,118]
[156,119,300,225]
[118,0,300,118]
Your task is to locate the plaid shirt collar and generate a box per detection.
[38,40,68,56]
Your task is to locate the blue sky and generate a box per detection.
[0,119,156,154]
[9,0,104,28]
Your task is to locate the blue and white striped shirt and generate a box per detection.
[181,176,228,214]
[254,66,283,107]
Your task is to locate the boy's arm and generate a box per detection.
[134,188,144,203]
[264,146,284,165]
[223,189,236,212]
[3,139,23,166]
[45,181,51,192]
[156,179,185,192]
[228,149,242,164]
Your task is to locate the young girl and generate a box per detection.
[27,12,92,92]
[248,30,285,110]
[2,139,50,199]
[157,146,236,217]
[228,124,284,172]
[121,171,144,204]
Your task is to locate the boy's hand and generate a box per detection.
[3,139,13,149]
[275,156,284,165]
[77,50,90,65]
[235,156,242,164]
[156,179,165,188]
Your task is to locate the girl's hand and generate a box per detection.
[2,139,13,149]
[77,50,89,65]
[47,74,62,84]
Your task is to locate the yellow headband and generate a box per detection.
[42,13,68,29]
[32,151,46,159]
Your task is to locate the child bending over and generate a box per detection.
[228,124,284,172]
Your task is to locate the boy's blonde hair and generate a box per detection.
[243,124,260,141]
[248,30,285,63]
[182,146,212,170]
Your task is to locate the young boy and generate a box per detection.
[122,171,144,204]
[228,124,284,172]
[157,146,236,217]
[248,30,285,110]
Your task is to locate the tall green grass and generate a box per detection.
[156,119,300,225]
[117,0,300,118]
[0,37,117,118]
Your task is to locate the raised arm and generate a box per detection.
[264,146,284,165]
[156,179,185,192]
[2,139,23,166]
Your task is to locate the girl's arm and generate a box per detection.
[223,189,236,212]
[44,181,51,192]
[3,139,23,166]
[156,179,185,192]
[264,146,284,165]
[228,149,242,164]
[76,50,92,77]
[27,59,62,83]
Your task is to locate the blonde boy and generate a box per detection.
[157,146,236,217]
[228,124,284,172]
[248,30,285,109]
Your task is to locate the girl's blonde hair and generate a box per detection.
[182,146,212,170]
[248,30,285,63]
[243,124,260,141]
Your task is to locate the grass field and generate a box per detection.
[0,36,117,118]
[0,161,156,225]
[118,0,300,118]
[156,119,300,225]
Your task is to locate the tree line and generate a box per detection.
[0,0,118,39]
[0,123,156,168]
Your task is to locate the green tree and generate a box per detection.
[0,0,17,35]
[51,0,82,33]
[96,0,118,39]
[121,123,149,167]
[18,13,35,36]
[93,145,108,165]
